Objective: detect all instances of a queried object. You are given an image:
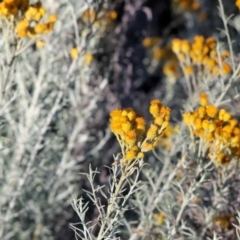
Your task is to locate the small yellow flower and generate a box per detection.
[135,117,146,132]
[127,110,136,121]
[176,52,186,61]
[205,37,217,49]
[181,40,191,54]
[110,109,122,119]
[107,10,118,20]
[124,130,137,147]
[84,53,94,64]
[194,117,202,129]
[194,128,203,137]
[125,150,137,161]
[233,127,240,135]
[194,35,204,43]
[206,105,218,118]
[25,6,38,20]
[16,19,29,38]
[122,121,132,132]
[161,121,169,129]
[70,48,78,59]
[183,65,194,75]
[198,106,205,118]
[210,50,217,58]
[202,119,209,130]
[202,45,209,55]
[205,132,213,141]
[222,125,232,134]
[171,38,182,54]
[34,23,47,34]
[153,212,165,225]
[47,14,58,23]
[199,93,208,106]
[218,109,231,122]
[229,119,238,128]
[206,58,217,68]
[146,124,158,139]
[137,152,144,159]
[149,100,162,117]
[222,63,232,75]
[141,142,154,152]
[159,107,170,121]
[223,112,231,122]
[208,122,216,132]
[183,112,193,126]
[110,121,122,134]
[154,115,164,126]
[218,109,226,121]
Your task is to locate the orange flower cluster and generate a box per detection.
[0,1,57,38]
[110,100,171,161]
[183,93,240,165]
[172,36,232,77]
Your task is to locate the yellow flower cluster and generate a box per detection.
[172,36,232,77]
[183,93,240,165]
[110,100,171,162]
[0,1,57,38]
